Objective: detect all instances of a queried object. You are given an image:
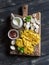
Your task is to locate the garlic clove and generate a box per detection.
[11,40,15,45]
[10,46,15,50]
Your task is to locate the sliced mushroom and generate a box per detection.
[35,28,39,33]
[33,23,39,29]
[31,17,35,24]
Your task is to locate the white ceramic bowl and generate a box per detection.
[11,17,23,29]
[8,29,19,40]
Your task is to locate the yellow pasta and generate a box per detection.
[15,38,23,47]
[15,29,40,55]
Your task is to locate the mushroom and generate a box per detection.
[35,18,40,25]
[31,17,35,24]
[24,22,30,30]
[33,23,39,29]
[35,28,39,33]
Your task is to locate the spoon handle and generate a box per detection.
[11,13,15,19]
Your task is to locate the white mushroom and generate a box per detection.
[35,18,40,25]
[33,23,39,29]
[24,22,31,30]
[35,28,39,33]
[32,14,36,18]
[31,26,35,30]
[25,24,30,30]
[31,17,35,24]
[26,22,30,29]
[30,23,33,27]
[10,46,15,50]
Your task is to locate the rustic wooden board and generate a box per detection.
[9,12,41,56]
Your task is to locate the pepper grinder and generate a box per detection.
[22,4,28,17]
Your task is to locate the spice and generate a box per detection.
[9,31,17,38]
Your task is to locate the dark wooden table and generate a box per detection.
[0,0,49,65]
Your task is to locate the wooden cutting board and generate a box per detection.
[8,5,41,56]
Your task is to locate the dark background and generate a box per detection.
[0,0,49,65]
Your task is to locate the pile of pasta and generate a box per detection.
[15,30,40,55]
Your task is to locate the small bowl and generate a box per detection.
[8,29,19,40]
[11,17,23,29]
